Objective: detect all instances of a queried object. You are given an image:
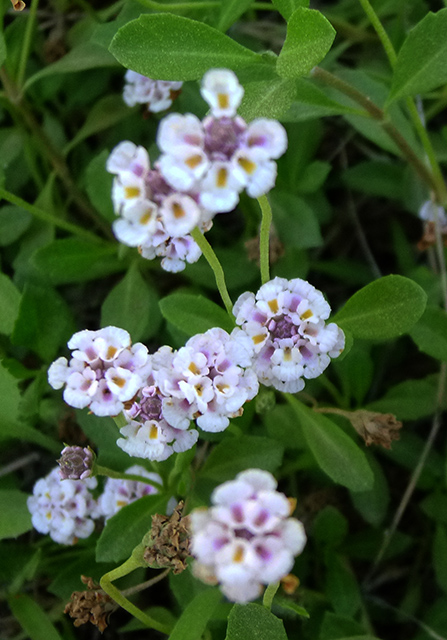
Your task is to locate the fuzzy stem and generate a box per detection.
[100,559,171,634]
[95,466,164,491]
[262,582,280,610]
[258,195,272,285]
[191,226,234,318]
[357,0,397,66]
[17,0,39,88]
[121,568,171,597]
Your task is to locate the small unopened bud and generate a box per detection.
[350,410,402,449]
[58,446,95,480]
[281,573,300,595]
[10,0,26,10]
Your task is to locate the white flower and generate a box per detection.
[190,469,306,603]
[113,200,158,247]
[123,71,183,112]
[27,468,98,545]
[418,200,447,225]
[160,194,202,237]
[106,141,150,176]
[233,278,345,392]
[200,69,244,118]
[98,465,163,520]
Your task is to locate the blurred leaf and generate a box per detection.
[433,526,447,593]
[0,32,6,67]
[101,263,162,342]
[96,494,168,563]
[325,555,362,617]
[160,293,233,336]
[184,246,258,292]
[32,238,123,284]
[313,506,348,547]
[334,275,427,340]
[263,404,305,450]
[388,9,447,103]
[85,150,114,222]
[0,490,32,540]
[110,14,262,81]
[0,205,32,246]
[216,0,253,32]
[65,95,131,153]
[342,161,405,200]
[320,612,366,640]
[270,191,322,248]
[238,77,297,121]
[8,595,63,640]
[0,360,20,424]
[287,397,374,492]
[350,453,389,527]
[170,563,210,609]
[226,603,288,640]
[169,589,221,640]
[272,0,309,21]
[11,283,75,361]
[333,343,373,405]
[295,161,331,193]
[277,8,336,79]
[421,493,447,527]
[24,42,118,91]
[76,410,132,470]
[200,435,284,482]
[366,376,438,420]
[409,306,447,361]
[0,272,21,336]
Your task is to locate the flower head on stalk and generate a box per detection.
[27,468,99,545]
[58,445,95,480]
[48,326,151,417]
[233,277,345,393]
[190,469,306,603]
[123,71,183,113]
[157,69,287,214]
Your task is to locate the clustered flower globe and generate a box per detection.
[123,71,182,113]
[107,68,287,272]
[190,469,307,603]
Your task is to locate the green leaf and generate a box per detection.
[388,9,447,103]
[325,555,362,617]
[334,275,427,340]
[287,397,374,492]
[320,612,366,640]
[433,526,447,593]
[276,8,336,79]
[8,595,63,640]
[0,360,20,424]
[32,238,123,285]
[225,603,288,640]
[0,490,32,540]
[76,410,132,470]
[64,95,131,154]
[272,0,309,22]
[0,205,32,246]
[110,14,261,82]
[313,506,348,547]
[350,454,389,527]
[24,42,118,91]
[85,150,114,222]
[342,161,405,201]
[366,376,439,420]
[0,32,7,67]
[270,191,322,248]
[283,79,363,122]
[409,306,447,362]
[0,272,21,336]
[160,293,233,336]
[96,494,168,563]
[11,283,75,361]
[101,263,162,342]
[200,435,284,482]
[238,77,297,121]
[216,0,253,32]
[169,589,221,640]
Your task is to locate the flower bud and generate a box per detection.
[58,446,95,480]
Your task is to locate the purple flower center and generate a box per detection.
[204,117,244,160]
[140,395,163,421]
[234,527,255,541]
[145,169,173,204]
[268,314,298,341]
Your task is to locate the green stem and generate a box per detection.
[312,67,439,194]
[190,226,234,319]
[262,582,280,610]
[357,0,397,66]
[100,559,171,634]
[17,0,39,88]
[0,186,107,243]
[258,195,272,285]
[95,465,164,491]
[113,412,128,429]
[134,0,274,10]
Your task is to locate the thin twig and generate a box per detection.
[0,452,40,478]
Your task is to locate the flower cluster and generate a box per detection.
[190,469,306,603]
[27,468,99,545]
[107,68,287,272]
[233,277,345,393]
[123,71,182,113]
[28,465,166,543]
[48,326,151,417]
[98,465,165,520]
[117,327,258,461]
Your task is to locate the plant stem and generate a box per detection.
[258,195,272,285]
[262,581,280,610]
[100,559,172,634]
[357,0,397,66]
[0,186,107,243]
[134,0,273,10]
[190,226,234,318]
[95,465,164,491]
[121,568,171,597]
[312,67,439,194]
[17,0,39,88]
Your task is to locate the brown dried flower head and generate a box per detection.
[350,410,402,449]
[143,501,191,574]
[64,575,116,633]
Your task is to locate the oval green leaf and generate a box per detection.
[287,397,374,492]
[225,603,288,640]
[0,490,32,540]
[110,14,262,81]
[388,9,447,103]
[276,7,335,79]
[169,589,221,640]
[8,595,63,640]
[333,274,427,340]
[159,293,234,336]
[409,305,447,362]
